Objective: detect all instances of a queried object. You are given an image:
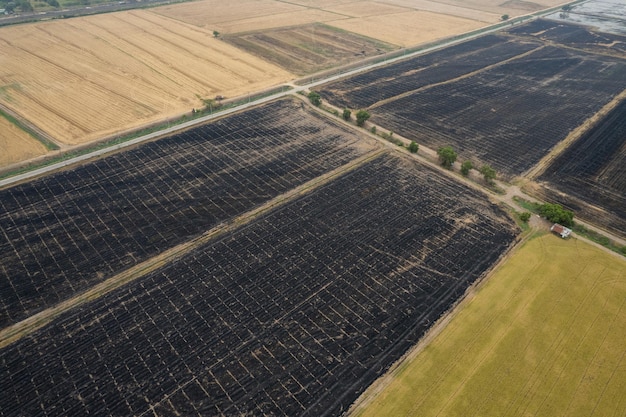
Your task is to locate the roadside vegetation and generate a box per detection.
[513,196,625,257]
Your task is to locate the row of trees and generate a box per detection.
[1,0,36,12]
[436,146,496,185]
[308,92,496,185]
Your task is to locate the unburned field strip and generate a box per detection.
[0,153,518,417]
[0,10,291,146]
[0,98,374,329]
[319,23,626,178]
[352,234,626,417]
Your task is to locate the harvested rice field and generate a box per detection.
[328,10,485,47]
[0,10,292,146]
[154,0,496,43]
[0,115,48,167]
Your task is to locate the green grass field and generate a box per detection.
[353,233,626,417]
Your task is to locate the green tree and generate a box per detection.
[501,14,509,20]
[479,164,496,185]
[18,0,32,11]
[408,141,419,153]
[342,108,351,121]
[370,126,377,134]
[355,110,370,127]
[539,203,574,227]
[460,160,473,176]
[308,91,321,106]
[520,212,531,223]
[213,30,220,38]
[437,146,457,169]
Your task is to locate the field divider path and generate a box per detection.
[524,87,626,180]
[367,44,545,110]
[0,147,385,349]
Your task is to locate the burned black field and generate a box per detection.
[319,21,626,178]
[0,153,518,416]
[5,18,624,417]
[509,18,626,55]
[0,98,374,328]
[537,99,626,237]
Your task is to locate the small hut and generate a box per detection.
[550,223,571,238]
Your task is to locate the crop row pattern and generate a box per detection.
[0,154,518,417]
[0,99,371,328]
[538,99,626,236]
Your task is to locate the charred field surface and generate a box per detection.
[0,153,518,417]
[536,98,626,238]
[318,34,540,110]
[319,25,626,178]
[509,19,626,56]
[0,98,374,328]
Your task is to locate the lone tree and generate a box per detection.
[460,160,473,176]
[520,212,531,223]
[539,203,574,227]
[501,14,509,20]
[408,141,419,153]
[355,110,370,127]
[308,91,321,106]
[479,164,496,185]
[342,108,351,121]
[437,146,457,169]
[213,30,220,38]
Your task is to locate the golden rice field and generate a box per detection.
[156,0,567,39]
[0,0,569,167]
[351,234,626,417]
[0,10,292,147]
[0,115,48,167]
[329,10,485,47]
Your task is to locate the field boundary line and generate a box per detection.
[524,87,626,180]
[368,44,545,110]
[0,148,385,348]
[0,102,61,151]
[347,230,524,416]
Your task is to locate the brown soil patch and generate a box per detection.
[225,24,397,75]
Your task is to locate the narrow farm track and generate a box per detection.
[2,8,624,417]
[525,87,626,180]
[367,44,546,110]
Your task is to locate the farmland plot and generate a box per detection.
[537,99,626,238]
[0,153,518,416]
[0,99,374,328]
[319,34,541,109]
[320,27,626,178]
[509,19,626,56]
[0,11,291,147]
[0,116,48,167]
[225,24,397,76]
